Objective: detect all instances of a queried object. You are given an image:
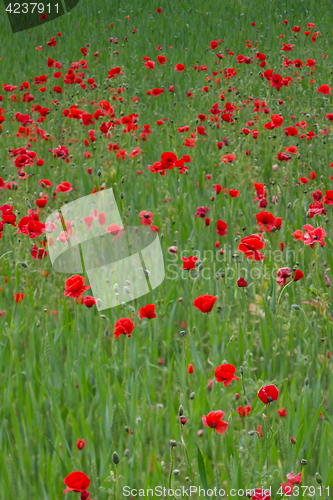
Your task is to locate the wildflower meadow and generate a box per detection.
[0,0,333,498]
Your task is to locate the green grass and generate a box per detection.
[0,0,333,498]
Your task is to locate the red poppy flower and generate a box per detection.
[258,384,279,404]
[322,190,333,205]
[277,407,287,417]
[229,188,239,198]
[64,275,91,298]
[175,63,185,72]
[237,405,252,417]
[114,317,135,339]
[237,277,247,287]
[56,181,73,193]
[293,270,304,282]
[256,211,276,232]
[63,471,90,493]
[188,363,194,373]
[214,363,240,387]
[276,267,292,286]
[216,219,228,236]
[317,84,331,95]
[202,410,228,434]
[83,296,96,308]
[251,489,271,500]
[76,439,85,450]
[238,234,266,261]
[182,256,198,270]
[138,304,156,319]
[193,294,217,313]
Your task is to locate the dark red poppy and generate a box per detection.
[114,317,135,339]
[193,295,217,313]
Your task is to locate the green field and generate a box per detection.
[0,0,333,498]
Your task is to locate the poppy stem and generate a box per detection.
[276,280,293,314]
[266,403,270,472]
[123,335,127,371]
[180,424,192,478]
[116,464,119,500]
[214,432,222,500]
[258,434,263,485]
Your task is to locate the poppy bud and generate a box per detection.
[112,451,120,464]
[178,405,184,416]
[315,473,323,484]
[248,430,257,436]
[235,393,240,400]
[172,469,180,475]
[300,459,308,466]
[324,276,331,288]
[190,392,196,400]
[169,439,177,447]
[124,449,130,457]
[290,436,296,444]
[240,366,244,375]
[97,169,102,177]
[197,429,204,436]
[291,304,300,310]
[76,439,85,450]
[243,396,248,405]
[304,377,309,386]
[120,192,124,199]
[21,262,28,268]
[181,417,187,425]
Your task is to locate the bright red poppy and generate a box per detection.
[114,317,135,339]
[63,471,90,493]
[138,304,156,319]
[258,384,279,404]
[214,363,240,387]
[182,256,198,270]
[193,294,217,313]
[202,410,228,434]
[64,275,91,298]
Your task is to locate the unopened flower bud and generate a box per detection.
[112,451,120,464]
[169,439,177,447]
[172,469,180,475]
[324,276,331,288]
[178,405,184,416]
[315,473,322,484]
[190,392,196,400]
[290,436,296,444]
[181,417,187,425]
